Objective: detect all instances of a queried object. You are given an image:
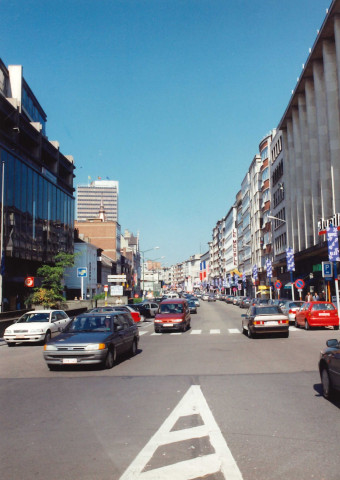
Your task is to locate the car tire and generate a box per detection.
[305,320,310,330]
[48,364,58,371]
[242,326,247,335]
[7,342,15,347]
[334,325,339,330]
[294,319,299,328]
[130,339,138,357]
[104,349,115,369]
[321,368,334,399]
[44,331,51,344]
[154,327,160,333]
[283,331,289,338]
[247,326,253,338]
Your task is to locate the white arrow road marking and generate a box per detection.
[119,385,243,480]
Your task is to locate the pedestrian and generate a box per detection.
[319,290,325,301]
[313,292,320,301]
[305,291,313,302]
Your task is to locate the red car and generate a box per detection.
[295,301,339,330]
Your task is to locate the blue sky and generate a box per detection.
[1,0,332,265]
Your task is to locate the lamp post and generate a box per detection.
[140,246,159,299]
[267,216,294,300]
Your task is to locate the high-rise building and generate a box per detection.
[77,179,119,222]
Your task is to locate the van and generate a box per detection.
[154,299,191,333]
[164,292,179,299]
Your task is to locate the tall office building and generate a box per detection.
[77,179,119,222]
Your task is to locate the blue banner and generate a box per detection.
[266,258,272,278]
[252,264,258,280]
[327,225,340,262]
[286,248,295,272]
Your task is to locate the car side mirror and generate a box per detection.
[326,339,339,348]
[115,325,123,332]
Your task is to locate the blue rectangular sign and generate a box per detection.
[77,267,87,277]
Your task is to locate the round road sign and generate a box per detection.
[275,280,282,289]
[24,277,34,287]
[294,279,305,289]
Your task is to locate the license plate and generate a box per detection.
[62,358,77,364]
[265,321,278,326]
[15,336,25,339]
[319,313,330,316]
[163,324,173,327]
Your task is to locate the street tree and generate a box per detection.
[27,252,75,308]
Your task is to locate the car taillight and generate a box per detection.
[278,320,289,324]
[254,321,264,325]
[288,309,294,314]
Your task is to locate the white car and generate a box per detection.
[4,310,71,346]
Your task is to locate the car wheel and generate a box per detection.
[182,323,186,332]
[48,364,58,371]
[154,327,160,333]
[334,325,339,330]
[44,331,51,344]
[242,325,247,335]
[7,342,15,347]
[321,368,334,399]
[294,319,299,328]
[305,320,310,330]
[130,339,138,357]
[105,349,115,369]
[247,326,253,338]
[283,331,289,338]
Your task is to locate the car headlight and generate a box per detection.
[85,343,106,351]
[5,329,12,334]
[44,344,57,351]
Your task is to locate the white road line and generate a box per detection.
[150,333,162,336]
[119,385,243,480]
[170,333,182,335]
[190,330,202,334]
[228,328,241,334]
[210,329,220,334]
[139,331,148,336]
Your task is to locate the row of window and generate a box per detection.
[273,184,285,208]
[274,232,287,254]
[272,159,283,186]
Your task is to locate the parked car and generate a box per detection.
[188,299,197,314]
[225,295,235,304]
[43,311,139,370]
[319,338,340,399]
[133,301,159,319]
[295,301,339,329]
[4,310,71,346]
[239,297,251,309]
[242,305,289,338]
[154,298,191,333]
[279,300,305,324]
[90,305,143,323]
[208,294,216,302]
[202,293,210,301]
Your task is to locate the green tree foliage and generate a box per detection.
[28,253,75,308]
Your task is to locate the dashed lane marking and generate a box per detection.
[210,329,221,334]
[190,329,202,334]
[228,328,241,334]
[119,385,243,480]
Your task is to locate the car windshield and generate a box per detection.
[255,306,281,315]
[17,312,50,323]
[160,304,183,313]
[66,316,113,332]
[312,303,335,311]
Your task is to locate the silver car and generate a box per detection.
[280,300,305,324]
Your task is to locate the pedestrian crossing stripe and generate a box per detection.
[145,327,301,336]
[119,385,243,480]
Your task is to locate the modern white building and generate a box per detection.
[77,179,119,222]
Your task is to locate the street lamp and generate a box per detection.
[267,215,286,224]
[140,246,159,299]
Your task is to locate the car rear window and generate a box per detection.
[255,306,281,315]
[311,303,335,311]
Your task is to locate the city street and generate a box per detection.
[1,300,339,480]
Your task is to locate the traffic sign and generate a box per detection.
[108,274,127,282]
[77,267,87,277]
[275,280,282,289]
[24,277,34,287]
[294,279,305,289]
[322,261,333,278]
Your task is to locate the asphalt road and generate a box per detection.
[1,300,339,480]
